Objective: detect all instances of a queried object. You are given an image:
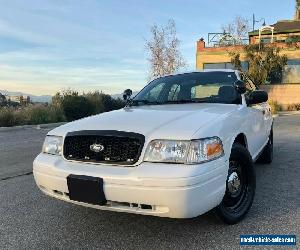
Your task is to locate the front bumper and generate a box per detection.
[33,153,228,218]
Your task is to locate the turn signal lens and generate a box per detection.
[186,137,224,164]
[207,142,223,157]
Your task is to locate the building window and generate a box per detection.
[283,59,300,83]
[287,59,300,66]
[203,61,248,70]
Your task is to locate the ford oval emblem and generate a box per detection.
[90,143,105,153]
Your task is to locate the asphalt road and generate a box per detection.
[0,116,299,249]
[0,127,49,180]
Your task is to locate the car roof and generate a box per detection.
[153,69,241,80]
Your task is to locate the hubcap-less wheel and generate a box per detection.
[223,161,248,210]
[215,143,256,224]
[227,171,241,195]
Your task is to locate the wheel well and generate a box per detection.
[234,133,248,148]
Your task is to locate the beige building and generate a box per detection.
[196,13,300,83]
[8,95,30,104]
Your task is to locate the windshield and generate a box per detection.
[132,71,241,106]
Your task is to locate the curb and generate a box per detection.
[0,122,66,132]
[277,111,300,116]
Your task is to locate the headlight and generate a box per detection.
[144,137,223,164]
[42,136,63,156]
[144,140,190,163]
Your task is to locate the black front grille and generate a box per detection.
[63,130,145,165]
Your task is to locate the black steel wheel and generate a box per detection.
[215,143,256,224]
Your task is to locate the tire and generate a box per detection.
[215,143,256,225]
[257,129,273,164]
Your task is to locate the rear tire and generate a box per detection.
[257,129,273,164]
[215,143,256,225]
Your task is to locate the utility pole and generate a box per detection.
[252,14,265,31]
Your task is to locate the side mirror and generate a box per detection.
[234,80,246,94]
[123,89,133,101]
[247,90,268,105]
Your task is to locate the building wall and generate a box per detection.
[196,39,300,69]
[196,40,246,69]
[196,40,300,84]
[250,32,300,44]
[196,39,300,106]
[261,84,300,105]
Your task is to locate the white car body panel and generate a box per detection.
[33,70,273,218]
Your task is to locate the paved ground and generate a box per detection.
[0,116,299,249]
[0,128,49,180]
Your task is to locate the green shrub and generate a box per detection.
[60,92,94,121]
[268,100,282,114]
[53,90,125,121]
[285,36,300,45]
[84,91,125,114]
[0,90,125,127]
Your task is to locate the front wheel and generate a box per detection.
[215,143,256,224]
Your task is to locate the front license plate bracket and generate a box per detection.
[67,175,107,206]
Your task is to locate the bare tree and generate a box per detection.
[236,16,250,39]
[146,19,186,79]
[221,16,250,45]
[222,22,235,37]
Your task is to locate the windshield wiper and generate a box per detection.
[162,99,208,104]
[129,99,162,106]
[129,98,209,106]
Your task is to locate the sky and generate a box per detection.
[0,0,295,96]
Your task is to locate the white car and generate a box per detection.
[33,70,273,224]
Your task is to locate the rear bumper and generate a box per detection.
[33,153,228,218]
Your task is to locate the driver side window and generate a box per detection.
[146,82,165,101]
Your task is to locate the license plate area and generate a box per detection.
[67,175,107,205]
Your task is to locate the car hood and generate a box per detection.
[49,103,240,140]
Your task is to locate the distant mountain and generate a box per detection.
[0,90,52,103]
[0,89,140,103]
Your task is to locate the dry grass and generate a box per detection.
[0,105,66,127]
[286,103,300,111]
